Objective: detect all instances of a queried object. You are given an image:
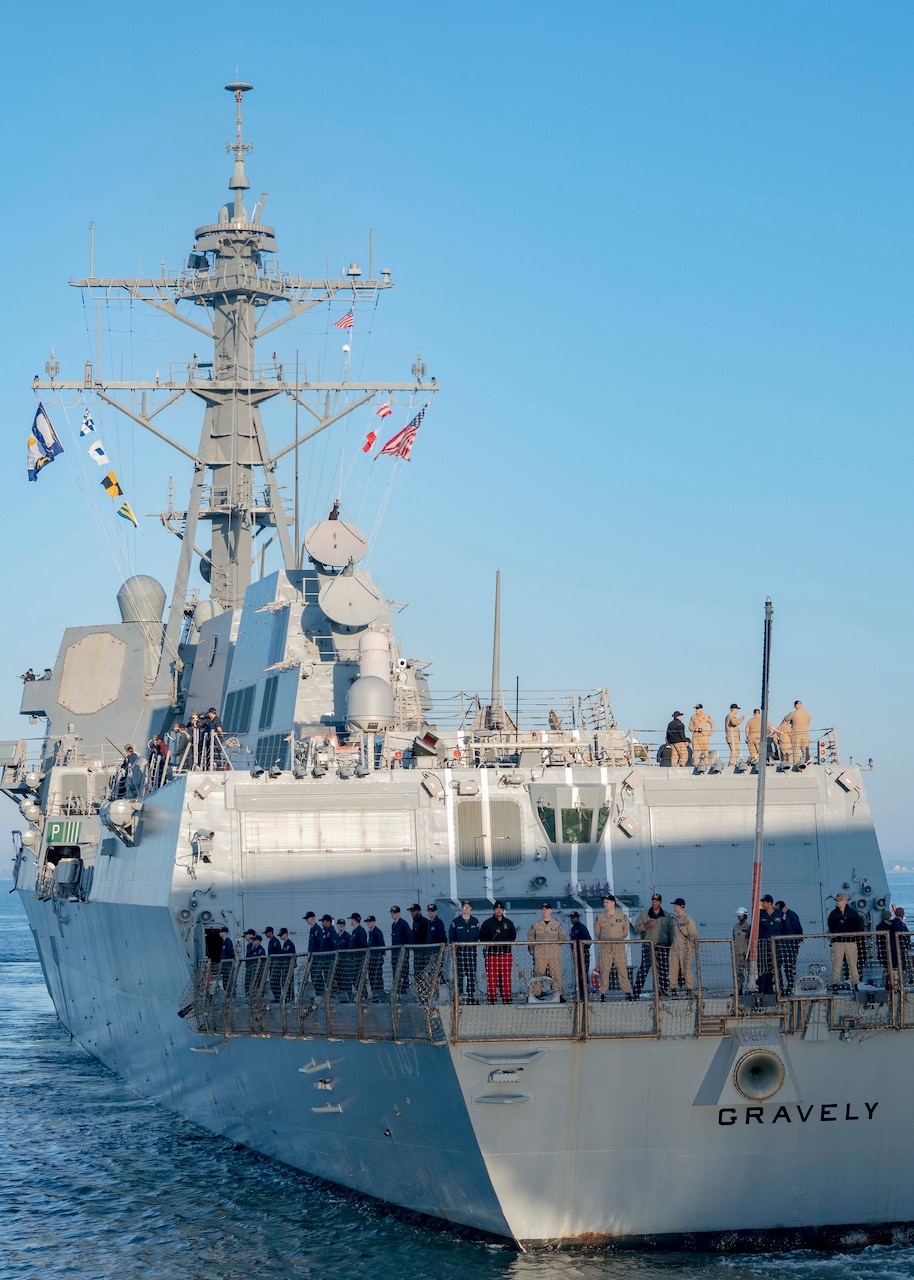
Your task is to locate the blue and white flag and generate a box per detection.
[80,408,96,436]
[88,440,110,466]
[27,403,64,482]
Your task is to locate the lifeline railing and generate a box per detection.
[184,933,909,1045]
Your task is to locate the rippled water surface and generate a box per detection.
[4,881,914,1280]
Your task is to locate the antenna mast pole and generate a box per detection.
[491,569,501,713]
[747,597,773,990]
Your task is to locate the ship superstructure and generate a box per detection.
[7,86,914,1250]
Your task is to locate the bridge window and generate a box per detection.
[561,807,593,844]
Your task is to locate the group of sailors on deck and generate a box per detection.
[665,700,812,768]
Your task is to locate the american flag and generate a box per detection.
[332,309,355,330]
[377,406,427,461]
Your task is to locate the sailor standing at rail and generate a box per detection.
[828,893,863,989]
[479,902,516,1004]
[568,911,592,999]
[595,895,633,999]
[527,902,566,998]
[449,901,480,1004]
[389,906,411,992]
[745,709,774,766]
[725,704,745,767]
[732,909,750,991]
[668,899,698,996]
[782,699,811,766]
[632,894,672,997]
[689,705,714,768]
[665,712,689,768]
[365,915,386,1000]
[277,928,295,1001]
[264,926,283,1001]
[218,926,235,989]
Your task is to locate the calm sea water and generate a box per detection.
[3,879,914,1280]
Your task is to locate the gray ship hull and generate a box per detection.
[18,881,914,1248]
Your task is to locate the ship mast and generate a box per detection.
[32,83,435,698]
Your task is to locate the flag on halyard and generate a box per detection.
[117,501,138,527]
[27,403,64,482]
[375,402,392,419]
[101,470,123,497]
[88,440,110,466]
[377,406,427,461]
[332,309,355,330]
[362,430,377,454]
[80,408,96,436]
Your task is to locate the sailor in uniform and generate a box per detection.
[595,895,633,998]
[448,901,480,1004]
[725,704,745,766]
[689,705,714,767]
[668,899,698,995]
[527,902,566,998]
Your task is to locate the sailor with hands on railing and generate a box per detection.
[756,896,784,993]
[782,700,811,766]
[389,906,411,991]
[633,894,672,997]
[527,902,566,999]
[595,894,634,999]
[218,926,235,988]
[449,901,480,1004]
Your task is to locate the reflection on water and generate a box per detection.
[3,882,914,1279]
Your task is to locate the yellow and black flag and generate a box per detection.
[101,470,123,497]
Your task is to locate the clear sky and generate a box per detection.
[5,2,912,858]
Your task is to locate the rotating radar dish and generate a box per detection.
[319,574,383,628]
[305,520,369,567]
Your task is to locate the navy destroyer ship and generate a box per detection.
[8,85,910,1249]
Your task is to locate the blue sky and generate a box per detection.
[5,1,912,856]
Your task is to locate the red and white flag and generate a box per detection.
[375,402,392,419]
[362,430,377,454]
[332,309,355,330]
[376,406,427,461]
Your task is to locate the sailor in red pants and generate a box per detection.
[479,901,517,1003]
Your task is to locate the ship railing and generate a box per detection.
[191,946,450,1043]
[186,933,905,1043]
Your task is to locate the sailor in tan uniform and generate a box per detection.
[668,898,699,994]
[595,894,632,997]
[776,719,794,766]
[527,903,566,996]
[725,704,745,767]
[784,699,811,765]
[689,704,715,767]
[745,709,774,765]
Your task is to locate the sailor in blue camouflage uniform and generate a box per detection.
[568,911,592,998]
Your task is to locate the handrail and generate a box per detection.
[187,932,907,1045]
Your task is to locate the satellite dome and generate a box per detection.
[117,576,166,624]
